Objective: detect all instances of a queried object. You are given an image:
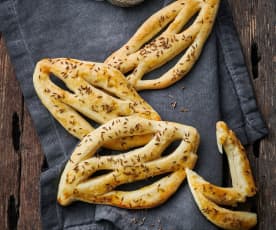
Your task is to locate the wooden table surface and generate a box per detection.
[0,1,275,229]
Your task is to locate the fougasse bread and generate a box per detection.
[57,116,199,209]
[105,0,220,90]
[186,121,257,230]
[33,58,160,150]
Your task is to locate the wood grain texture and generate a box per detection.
[17,105,43,229]
[0,36,43,229]
[228,1,276,229]
[0,0,275,229]
[0,36,23,230]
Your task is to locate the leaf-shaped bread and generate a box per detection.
[33,58,160,150]
[105,0,220,90]
[58,116,199,208]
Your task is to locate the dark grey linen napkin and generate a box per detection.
[0,0,267,229]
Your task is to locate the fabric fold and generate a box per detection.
[40,164,64,230]
[216,0,268,144]
[0,0,267,229]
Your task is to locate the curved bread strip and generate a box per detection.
[33,58,160,150]
[58,116,199,208]
[187,169,257,230]
[186,169,245,206]
[78,170,189,209]
[186,121,257,229]
[216,121,256,197]
[105,0,220,90]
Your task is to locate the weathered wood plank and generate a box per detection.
[17,105,43,229]
[0,36,44,230]
[0,36,23,229]
[228,0,276,229]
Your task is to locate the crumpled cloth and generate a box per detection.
[0,0,267,229]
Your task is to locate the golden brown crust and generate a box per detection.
[216,121,256,197]
[186,169,245,206]
[186,170,257,230]
[57,116,199,208]
[33,58,160,150]
[105,0,220,90]
[186,121,257,230]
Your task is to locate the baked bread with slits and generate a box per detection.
[57,116,199,208]
[33,58,160,150]
[105,0,220,90]
[186,121,257,230]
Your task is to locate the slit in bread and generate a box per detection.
[105,0,220,90]
[58,116,199,208]
[33,58,160,150]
